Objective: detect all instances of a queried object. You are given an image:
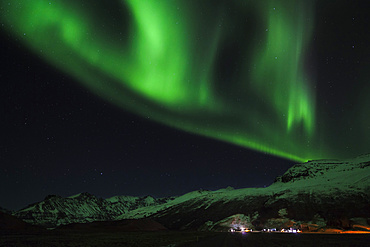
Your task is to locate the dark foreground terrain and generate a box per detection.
[179,232,370,247]
[0,231,216,247]
[1,231,370,247]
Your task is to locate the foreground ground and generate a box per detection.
[0,231,216,247]
[178,232,370,247]
[1,231,370,247]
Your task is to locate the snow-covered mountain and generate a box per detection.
[12,154,370,231]
[13,192,174,227]
[147,154,370,230]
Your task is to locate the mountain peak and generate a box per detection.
[79,192,95,197]
[44,194,62,201]
[67,192,96,199]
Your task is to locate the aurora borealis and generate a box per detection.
[1,0,316,161]
[1,0,369,209]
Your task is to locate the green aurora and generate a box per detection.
[1,0,368,162]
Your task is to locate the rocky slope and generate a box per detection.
[13,192,174,227]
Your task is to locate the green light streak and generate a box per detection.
[250,2,315,135]
[1,0,350,162]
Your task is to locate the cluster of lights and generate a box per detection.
[229,228,252,233]
[263,228,277,232]
[230,227,302,233]
[280,228,301,233]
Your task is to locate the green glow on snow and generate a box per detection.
[2,0,367,162]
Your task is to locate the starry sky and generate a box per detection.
[1,0,369,210]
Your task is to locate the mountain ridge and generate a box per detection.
[13,192,174,227]
[11,154,370,231]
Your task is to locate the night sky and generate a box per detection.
[1,0,369,210]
